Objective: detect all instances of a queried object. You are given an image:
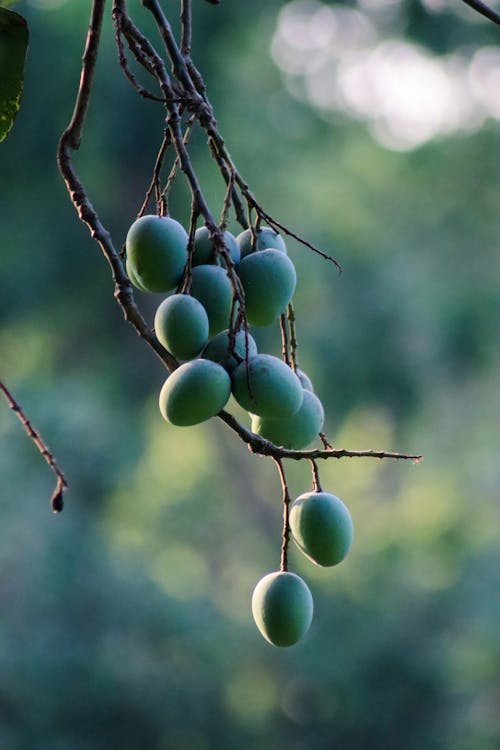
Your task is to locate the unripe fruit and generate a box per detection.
[251,389,324,449]
[190,264,233,337]
[202,328,258,374]
[126,258,149,292]
[231,354,303,417]
[154,293,209,361]
[290,492,354,567]
[296,369,314,392]
[237,227,287,258]
[159,360,231,426]
[193,226,241,266]
[251,571,313,647]
[126,214,188,293]
[237,249,296,326]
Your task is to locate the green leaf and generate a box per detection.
[0,7,29,143]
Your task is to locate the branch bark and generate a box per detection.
[0,380,68,512]
[56,0,422,474]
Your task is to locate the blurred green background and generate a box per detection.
[1,0,499,748]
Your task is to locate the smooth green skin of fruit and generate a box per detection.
[190,264,233,337]
[231,354,303,418]
[290,492,354,567]
[159,360,231,426]
[126,215,188,293]
[237,227,287,259]
[237,249,296,327]
[193,226,240,266]
[126,258,149,292]
[251,389,324,449]
[296,369,314,392]
[251,571,313,647]
[202,329,257,374]
[154,293,209,361]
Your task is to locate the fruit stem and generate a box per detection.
[287,302,298,372]
[310,459,322,492]
[274,458,291,573]
[279,314,291,367]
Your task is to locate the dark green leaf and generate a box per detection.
[0,7,29,143]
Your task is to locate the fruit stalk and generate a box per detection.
[57,0,422,466]
[273,458,292,573]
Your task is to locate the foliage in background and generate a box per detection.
[0,6,29,141]
[0,1,499,748]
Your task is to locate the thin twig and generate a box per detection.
[273,458,292,573]
[218,410,422,462]
[57,0,422,470]
[207,136,248,228]
[219,168,235,230]
[57,0,178,373]
[180,0,192,57]
[461,0,500,25]
[112,5,165,101]
[142,0,202,95]
[319,432,334,450]
[279,313,291,367]
[287,302,298,372]
[161,115,195,209]
[208,133,342,270]
[0,380,68,512]
[310,459,322,492]
[138,127,170,217]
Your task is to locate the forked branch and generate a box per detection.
[57,0,422,473]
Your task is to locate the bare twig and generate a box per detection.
[273,458,292,572]
[180,0,192,57]
[138,127,170,217]
[113,5,165,102]
[218,410,422,462]
[279,313,291,367]
[56,0,421,472]
[57,0,178,374]
[0,380,68,512]
[310,459,322,492]
[287,302,298,372]
[161,115,195,210]
[461,0,500,25]
[319,432,334,450]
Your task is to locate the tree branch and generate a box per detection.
[0,380,68,512]
[218,410,422,463]
[57,0,178,373]
[56,0,421,471]
[461,0,500,25]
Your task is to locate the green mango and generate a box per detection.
[290,491,354,567]
[154,293,209,361]
[252,571,313,647]
[236,227,287,259]
[237,249,296,326]
[231,354,303,418]
[159,360,231,426]
[251,389,324,449]
[189,264,233,337]
[192,226,240,266]
[126,215,187,293]
[202,328,257,373]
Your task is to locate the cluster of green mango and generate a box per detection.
[125,214,354,647]
[252,490,353,646]
[125,213,324,449]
